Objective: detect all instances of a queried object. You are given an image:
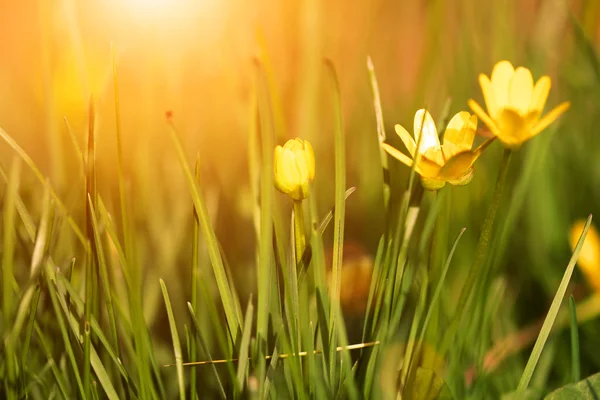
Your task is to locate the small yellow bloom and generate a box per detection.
[469,60,570,148]
[274,138,315,200]
[381,109,492,190]
[570,220,600,293]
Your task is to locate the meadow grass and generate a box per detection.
[2,2,600,399]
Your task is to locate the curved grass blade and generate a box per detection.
[35,325,70,399]
[236,298,254,393]
[2,157,20,399]
[166,118,241,342]
[516,214,592,394]
[0,126,86,245]
[187,303,228,399]
[324,58,347,387]
[160,279,186,400]
[366,56,390,209]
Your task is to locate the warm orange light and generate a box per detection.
[120,0,196,20]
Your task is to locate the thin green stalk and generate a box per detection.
[440,148,512,355]
[294,200,306,266]
[516,215,592,394]
[254,59,275,397]
[2,157,20,399]
[324,60,346,388]
[366,56,390,209]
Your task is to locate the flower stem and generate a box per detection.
[293,200,306,265]
[440,148,512,355]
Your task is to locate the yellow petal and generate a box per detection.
[508,67,534,115]
[416,154,443,178]
[570,220,600,293]
[496,108,533,147]
[443,112,476,159]
[530,76,551,113]
[530,101,570,137]
[295,150,310,183]
[395,123,416,156]
[414,109,440,153]
[285,138,304,151]
[304,140,316,180]
[274,147,294,193]
[438,151,478,180]
[468,99,501,137]
[490,61,515,109]
[479,74,499,119]
[381,143,415,168]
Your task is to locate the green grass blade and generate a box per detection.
[407,228,466,386]
[187,303,228,399]
[516,214,592,394]
[160,278,186,400]
[2,157,20,398]
[87,196,121,360]
[0,126,86,245]
[569,296,581,383]
[0,164,36,241]
[44,263,85,398]
[254,59,275,396]
[166,118,241,342]
[237,297,254,393]
[35,324,70,399]
[366,56,390,209]
[324,59,347,388]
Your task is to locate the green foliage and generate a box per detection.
[1,3,600,399]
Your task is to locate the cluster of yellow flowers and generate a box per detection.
[272,60,570,195]
[385,60,570,190]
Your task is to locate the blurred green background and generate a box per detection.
[1,0,600,397]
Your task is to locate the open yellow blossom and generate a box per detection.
[469,60,570,148]
[274,138,315,200]
[570,220,600,293]
[381,109,493,190]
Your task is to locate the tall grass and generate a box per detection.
[1,2,600,399]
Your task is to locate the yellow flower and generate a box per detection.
[381,109,493,190]
[274,138,315,200]
[570,220,600,293]
[469,60,570,148]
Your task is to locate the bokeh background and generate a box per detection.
[1,0,600,394]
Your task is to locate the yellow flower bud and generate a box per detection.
[569,220,600,293]
[274,138,315,200]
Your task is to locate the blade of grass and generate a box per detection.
[237,297,254,393]
[44,262,85,398]
[56,274,130,381]
[87,196,122,371]
[0,126,86,245]
[515,214,592,394]
[2,157,20,399]
[35,324,70,399]
[166,117,241,342]
[324,59,347,388]
[160,279,186,400]
[187,303,228,399]
[254,59,275,397]
[569,296,581,383]
[0,164,36,241]
[366,56,390,209]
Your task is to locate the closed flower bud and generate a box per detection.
[274,138,315,200]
